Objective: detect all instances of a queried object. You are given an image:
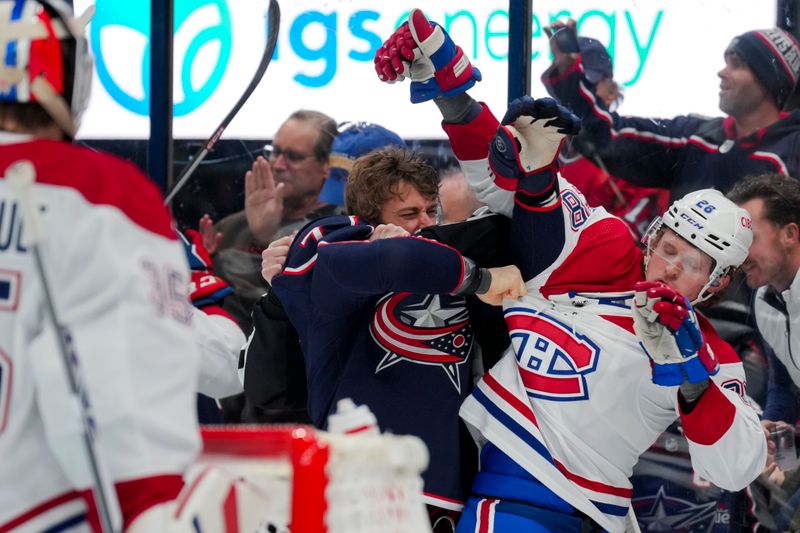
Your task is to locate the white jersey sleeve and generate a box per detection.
[441,103,514,217]
[193,308,245,398]
[677,325,767,491]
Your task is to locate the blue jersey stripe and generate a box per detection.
[473,385,555,465]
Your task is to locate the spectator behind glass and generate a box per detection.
[437,166,485,224]
[555,36,669,241]
[209,109,338,331]
[728,174,800,427]
[542,23,800,201]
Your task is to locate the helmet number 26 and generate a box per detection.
[695,200,717,214]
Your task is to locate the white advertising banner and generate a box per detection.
[72,0,778,139]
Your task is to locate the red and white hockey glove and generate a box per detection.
[632,281,719,386]
[374,23,422,83]
[180,230,233,309]
[489,96,580,199]
[374,9,481,103]
[189,271,233,309]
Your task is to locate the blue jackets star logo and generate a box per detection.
[370,292,473,392]
[633,486,719,532]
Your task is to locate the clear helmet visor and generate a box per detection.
[642,217,723,303]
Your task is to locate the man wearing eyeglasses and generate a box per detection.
[256,109,340,241]
[209,109,339,333]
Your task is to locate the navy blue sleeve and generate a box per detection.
[505,163,568,282]
[542,62,706,190]
[315,236,466,296]
[762,345,799,423]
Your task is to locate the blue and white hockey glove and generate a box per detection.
[632,281,719,387]
[489,96,581,198]
[374,9,482,103]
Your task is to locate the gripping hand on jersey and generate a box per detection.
[374,9,481,103]
[489,96,581,199]
[632,281,719,387]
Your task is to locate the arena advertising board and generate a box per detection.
[73,0,777,139]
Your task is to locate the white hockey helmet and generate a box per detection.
[0,0,94,138]
[643,188,753,303]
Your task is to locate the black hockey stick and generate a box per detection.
[164,0,281,206]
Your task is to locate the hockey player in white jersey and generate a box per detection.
[0,2,263,531]
[374,10,767,533]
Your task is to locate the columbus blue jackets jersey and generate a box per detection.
[271,215,478,511]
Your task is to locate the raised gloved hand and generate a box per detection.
[489,96,580,194]
[632,281,719,386]
[373,9,481,103]
[374,23,424,83]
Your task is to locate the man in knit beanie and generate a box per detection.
[724,28,800,111]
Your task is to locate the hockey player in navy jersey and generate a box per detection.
[268,145,526,527]
[374,10,767,533]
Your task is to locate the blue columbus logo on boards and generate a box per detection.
[90,0,232,116]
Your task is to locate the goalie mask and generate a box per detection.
[0,0,94,138]
[642,189,753,303]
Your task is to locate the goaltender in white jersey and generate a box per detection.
[0,1,262,531]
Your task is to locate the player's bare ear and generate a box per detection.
[783,222,799,245]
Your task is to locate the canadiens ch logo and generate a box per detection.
[505,308,600,401]
[370,292,472,393]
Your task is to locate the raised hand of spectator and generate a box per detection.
[477,265,527,306]
[544,19,579,74]
[245,155,285,244]
[261,234,295,284]
[369,224,410,241]
[198,213,221,255]
[761,461,786,486]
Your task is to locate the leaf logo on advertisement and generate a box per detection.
[90,0,232,116]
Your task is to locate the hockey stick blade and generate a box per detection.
[164,0,281,206]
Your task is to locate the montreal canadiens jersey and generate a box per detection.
[443,105,767,533]
[271,215,478,511]
[0,136,201,531]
